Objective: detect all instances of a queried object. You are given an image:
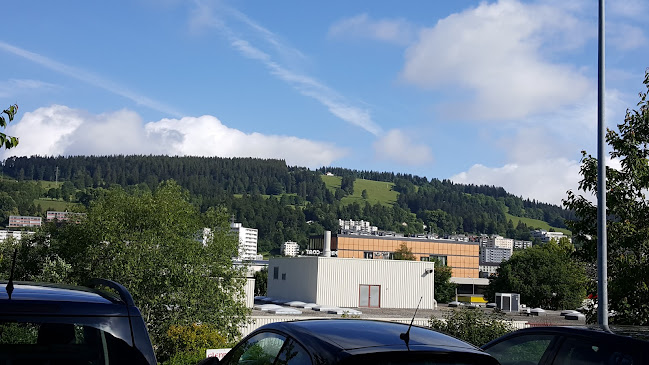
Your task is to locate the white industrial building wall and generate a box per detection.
[267,257,319,303]
[315,258,435,309]
[244,278,255,308]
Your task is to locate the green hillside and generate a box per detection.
[33,198,76,212]
[506,213,571,236]
[321,175,397,206]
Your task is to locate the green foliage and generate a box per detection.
[564,68,649,325]
[254,268,268,296]
[7,181,249,359]
[428,308,514,346]
[361,189,368,199]
[433,261,456,303]
[505,213,571,236]
[486,241,587,310]
[393,242,415,260]
[158,323,228,363]
[0,104,19,149]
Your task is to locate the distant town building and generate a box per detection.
[281,241,299,257]
[338,219,378,234]
[46,211,86,223]
[308,232,479,278]
[8,215,42,228]
[485,236,513,250]
[479,263,500,278]
[531,229,570,243]
[480,247,512,264]
[231,222,261,261]
[0,229,35,243]
[513,240,533,250]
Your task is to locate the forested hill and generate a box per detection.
[0,155,574,253]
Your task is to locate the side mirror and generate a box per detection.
[196,357,220,365]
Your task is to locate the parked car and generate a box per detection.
[0,278,156,364]
[482,326,649,365]
[199,318,499,364]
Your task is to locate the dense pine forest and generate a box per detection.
[0,155,574,254]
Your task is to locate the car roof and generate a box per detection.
[261,319,484,353]
[0,281,131,317]
[482,326,649,350]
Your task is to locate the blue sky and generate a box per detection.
[1,0,648,205]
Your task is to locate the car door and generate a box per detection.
[551,336,638,365]
[220,331,312,365]
[483,333,559,365]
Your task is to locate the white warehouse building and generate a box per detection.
[267,256,436,310]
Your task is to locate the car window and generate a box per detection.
[484,334,556,365]
[0,321,148,364]
[553,336,634,365]
[275,338,312,365]
[224,332,287,365]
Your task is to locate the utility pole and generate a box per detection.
[597,0,610,332]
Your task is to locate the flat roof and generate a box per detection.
[336,234,480,245]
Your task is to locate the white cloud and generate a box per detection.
[373,129,433,166]
[328,14,415,45]
[401,0,592,120]
[1,105,345,168]
[451,158,582,205]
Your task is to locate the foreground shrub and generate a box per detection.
[429,308,514,346]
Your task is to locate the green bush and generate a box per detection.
[429,308,514,346]
[158,323,229,363]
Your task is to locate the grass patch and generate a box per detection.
[321,176,398,206]
[506,213,571,235]
[321,175,342,191]
[33,198,76,212]
[37,180,60,190]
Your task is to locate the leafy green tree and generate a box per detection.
[393,243,415,260]
[564,68,649,325]
[486,240,587,310]
[361,189,368,199]
[432,259,456,303]
[254,267,268,296]
[26,181,249,355]
[429,308,514,346]
[0,104,19,149]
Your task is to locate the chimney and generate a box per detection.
[322,231,331,257]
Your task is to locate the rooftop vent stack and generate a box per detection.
[323,231,332,257]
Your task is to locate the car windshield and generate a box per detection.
[0,320,149,364]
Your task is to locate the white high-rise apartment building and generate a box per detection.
[486,236,514,250]
[281,241,299,257]
[480,247,512,264]
[231,222,259,261]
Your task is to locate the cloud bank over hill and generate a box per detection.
[1,105,346,168]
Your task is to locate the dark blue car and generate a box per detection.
[482,326,649,365]
[201,319,499,365]
[0,279,156,364]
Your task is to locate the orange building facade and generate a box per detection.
[308,234,479,278]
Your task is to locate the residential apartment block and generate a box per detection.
[281,241,299,257]
[8,215,42,228]
[0,229,35,243]
[231,222,261,261]
[338,219,378,234]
